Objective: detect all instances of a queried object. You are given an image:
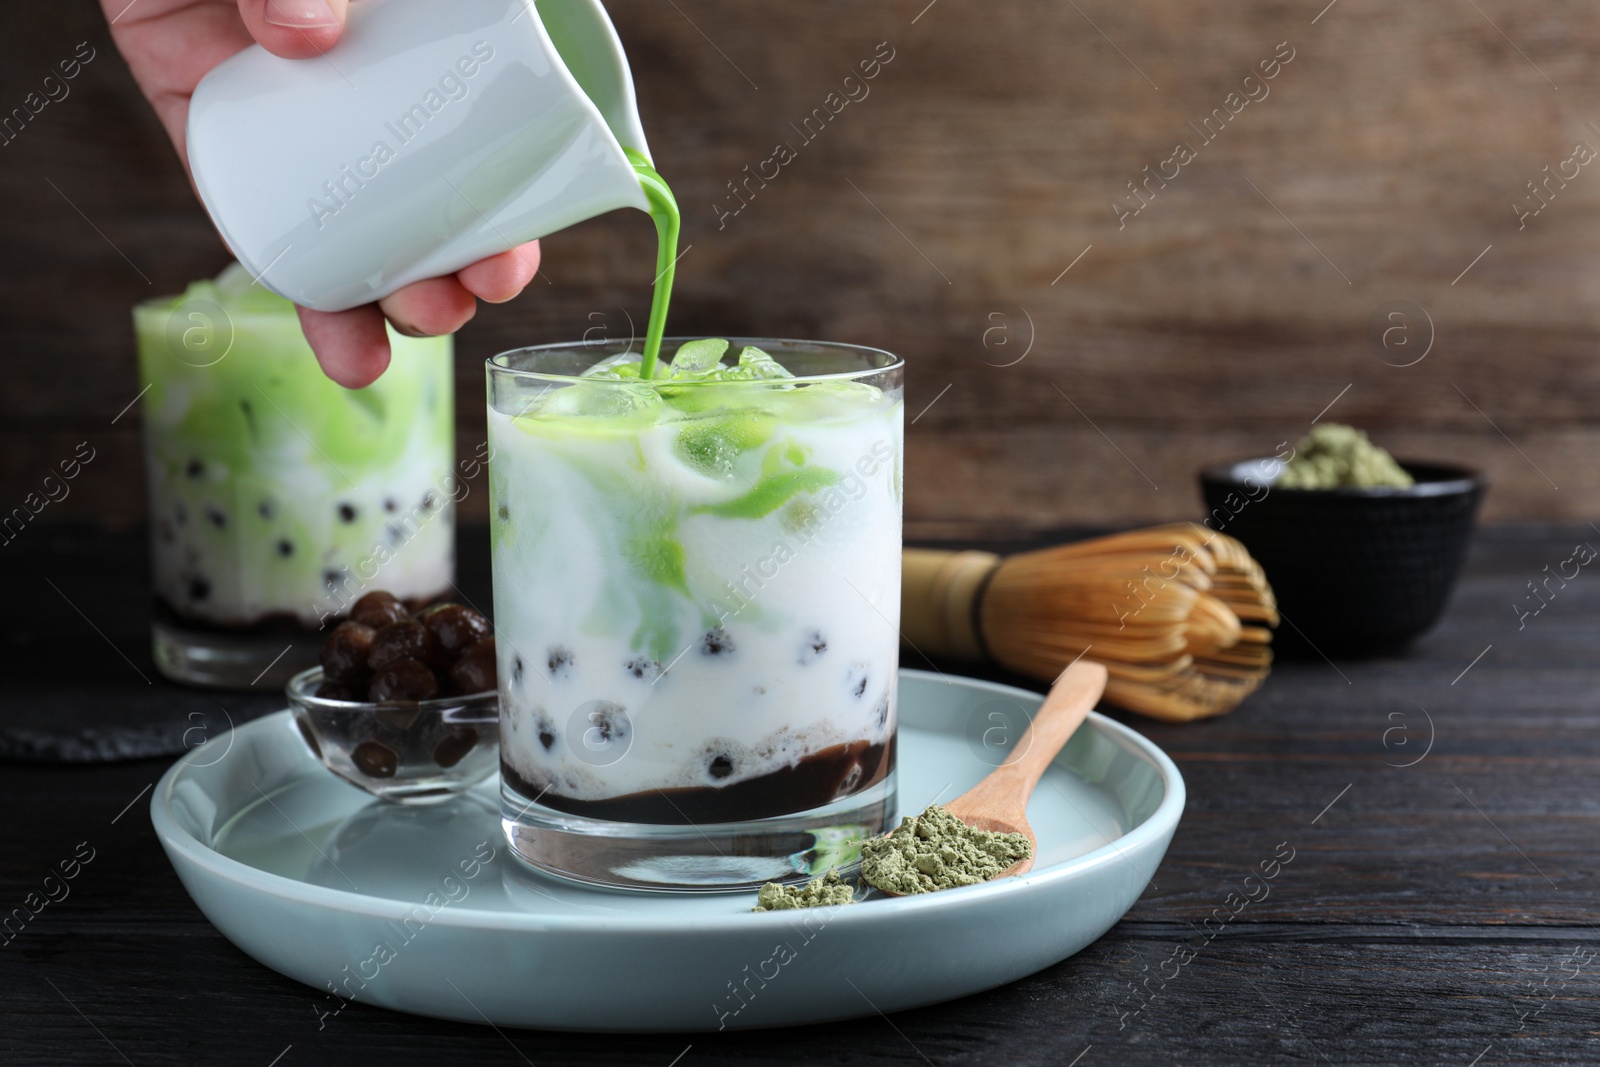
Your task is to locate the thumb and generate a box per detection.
[238,0,349,60]
[297,305,392,390]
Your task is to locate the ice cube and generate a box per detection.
[667,338,730,378]
[581,353,645,380]
[541,382,663,418]
[736,346,794,380]
[675,410,776,476]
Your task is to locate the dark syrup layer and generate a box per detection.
[503,736,895,825]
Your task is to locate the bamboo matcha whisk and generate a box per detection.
[901,523,1279,722]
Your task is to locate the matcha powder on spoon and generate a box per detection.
[860,805,1033,895]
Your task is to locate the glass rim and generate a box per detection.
[286,666,496,713]
[132,290,299,324]
[487,336,904,387]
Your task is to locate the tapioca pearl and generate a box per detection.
[708,754,734,780]
[581,703,627,744]
[204,505,228,529]
[847,662,870,699]
[258,500,276,521]
[798,629,828,665]
[188,576,210,601]
[536,710,556,751]
[700,627,735,656]
[369,619,434,671]
[432,728,479,768]
[383,498,398,514]
[315,680,359,701]
[370,658,439,702]
[351,591,408,630]
[337,502,358,524]
[451,637,497,693]
[567,701,630,765]
[185,458,204,479]
[351,740,399,779]
[277,539,294,558]
[322,568,345,591]
[625,656,662,681]
[547,646,574,677]
[321,621,375,684]
[421,604,491,660]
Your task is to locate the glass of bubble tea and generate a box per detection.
[135,263,457,689]
[489,337,904,891]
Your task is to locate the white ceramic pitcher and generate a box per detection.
[187,0,652,312]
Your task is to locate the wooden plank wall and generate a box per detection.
[4,0,1599,539]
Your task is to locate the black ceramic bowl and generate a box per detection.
[1199,458,1485,657]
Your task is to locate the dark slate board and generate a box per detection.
[0,525,496,763]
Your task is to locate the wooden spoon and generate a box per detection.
[878,659,1108,894]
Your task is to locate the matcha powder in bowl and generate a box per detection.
[1277,423,1414,489]
[860,805,1033,896]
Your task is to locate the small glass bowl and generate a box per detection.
[287,667,499,804]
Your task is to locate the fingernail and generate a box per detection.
[265,0,339,29]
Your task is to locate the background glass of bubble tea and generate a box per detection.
[488,337,905,891]
[135,264,456,689]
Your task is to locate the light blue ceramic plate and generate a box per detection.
[152,669,1184,1032]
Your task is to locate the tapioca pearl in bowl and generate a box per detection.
[287,594,500,803]
[287,667,498,805]
[450,637,497,693]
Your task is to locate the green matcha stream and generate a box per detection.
[626,150,680,380]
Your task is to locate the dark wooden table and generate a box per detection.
[3,524,1596,1066]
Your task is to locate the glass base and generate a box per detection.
[152,616,320,690]
[501,772,897,893]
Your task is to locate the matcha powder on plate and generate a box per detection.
[1277,423,1414,490]
[752,869,856,912]
[859,805,1033,895]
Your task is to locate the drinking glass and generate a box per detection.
[137,264,456,688]
[488,338,904,889]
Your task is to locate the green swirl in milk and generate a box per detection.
[499,340,892,659]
